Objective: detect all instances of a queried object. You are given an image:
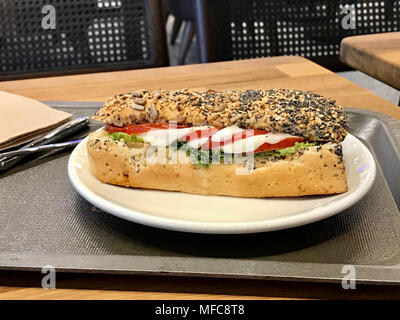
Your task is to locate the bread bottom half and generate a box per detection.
[87,130,348,197]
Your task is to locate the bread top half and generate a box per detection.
[92,88,348,143]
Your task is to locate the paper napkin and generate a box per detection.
[0,91,71,151]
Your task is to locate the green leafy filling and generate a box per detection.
[174,140,317,168]
[255,141,317,158]
[109,132,316,168]
[190,149,225,168]
[108,132,144,143]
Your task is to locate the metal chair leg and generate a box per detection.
[177,21,194,65]
[170,17,183,45]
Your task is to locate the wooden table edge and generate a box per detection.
[340,34,400,90]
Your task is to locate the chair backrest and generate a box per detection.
[195,0,400,70]
[0,0,168,80]
[166,0,195,21]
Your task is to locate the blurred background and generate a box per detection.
[0,0,398,103]
[163,0,399,104]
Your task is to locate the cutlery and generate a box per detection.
[0,116,88,171]
[0,139,82,159]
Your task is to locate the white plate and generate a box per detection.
[68,133,376,234]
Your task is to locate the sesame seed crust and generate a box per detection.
[92,89,348,142]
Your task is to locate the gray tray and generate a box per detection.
[0,102,399,285]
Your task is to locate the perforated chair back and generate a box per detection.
[0,0,168,80]
[195,0,400,70]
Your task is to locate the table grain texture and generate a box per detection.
[340,32,400,90]
[1,56,400,300]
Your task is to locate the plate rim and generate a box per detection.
[68,134,376,234]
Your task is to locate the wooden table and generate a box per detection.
[1,56,400,300]
[340,32,400,90]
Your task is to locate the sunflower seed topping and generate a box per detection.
[131,104,145,111]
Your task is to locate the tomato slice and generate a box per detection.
[254,137,304,153]
[105,123,188,135]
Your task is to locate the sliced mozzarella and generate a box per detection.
[211,126,244,142]
[138,126,213,147]
[221,133,298,154]
[187,137,209,149]
[137,125,298,153]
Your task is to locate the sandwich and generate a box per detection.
[88,89,348,197]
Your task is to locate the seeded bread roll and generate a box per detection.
[93,89,348,143]
[87,130,347,197]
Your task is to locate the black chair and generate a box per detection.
[0,0,168,80]
[165,0,197,65]
[195,0,400,70]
